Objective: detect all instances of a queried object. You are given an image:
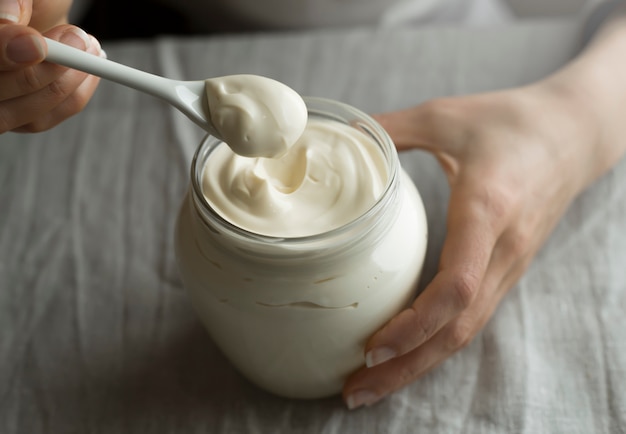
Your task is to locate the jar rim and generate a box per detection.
[189,96,400,246]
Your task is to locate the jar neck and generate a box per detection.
[188,97,402,261]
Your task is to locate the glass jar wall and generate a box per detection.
[174,98,428,399]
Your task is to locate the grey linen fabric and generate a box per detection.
[1,20,625,433]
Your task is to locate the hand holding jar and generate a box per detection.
[343,12,626,407]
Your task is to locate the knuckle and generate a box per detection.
[20,120,50,133]
[11,114,54,133]
[465,183,518,232]
[446,321,474,351]
[419,98,472,145]
[0,107,16,133]
[421,98,457,118]
[46,78,68,99]
[12,66,46,96]
[16,67,45,94]
[408,306,439,342]
[450,272,480,310]
[505,227,532,258]
[64,85,93,114]
[479,184,516,223]
[420,98,458,128]
[397,360,425,387]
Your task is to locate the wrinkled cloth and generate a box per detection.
[2,20,626,434]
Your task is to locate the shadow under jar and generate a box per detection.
[175,97,428,399]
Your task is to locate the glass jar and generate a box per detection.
[174,97,427,399]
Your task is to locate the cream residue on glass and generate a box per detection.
[201,119,389,237]
[205,74,308,158]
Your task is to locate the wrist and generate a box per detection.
[531,23,626,185]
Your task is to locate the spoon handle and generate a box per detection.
[44,37,174,102]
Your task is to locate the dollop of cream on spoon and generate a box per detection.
[205,74,307,158]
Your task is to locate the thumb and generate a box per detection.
[372,102,444,152]
[0,24,45,69]
[373,99,469,155]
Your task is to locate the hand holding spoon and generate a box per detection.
[43,37,307,158]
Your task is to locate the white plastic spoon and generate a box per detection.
[43,37,308,158]
[44,37,218,136]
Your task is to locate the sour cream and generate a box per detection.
[201,119,388,237]
[205,74,307,158]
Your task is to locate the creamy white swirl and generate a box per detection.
[205,74,307,158]
[201,118,388,237]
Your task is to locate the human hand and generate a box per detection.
[0,0,103,133]
[342,81,616,409]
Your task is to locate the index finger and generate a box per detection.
[363,182,504,367]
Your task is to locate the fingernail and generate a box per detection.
[0,0,20,23]
[7,34,44,64]
[346,390,380,410]
[365,346,397,368]
[60,27,91,50]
